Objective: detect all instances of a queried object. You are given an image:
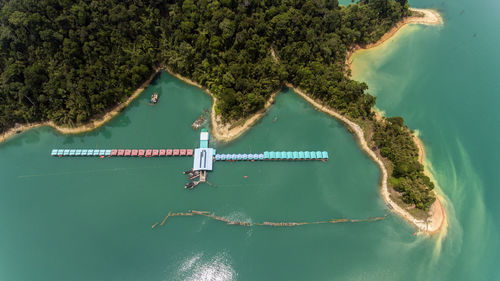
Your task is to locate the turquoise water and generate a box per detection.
[351,0,500,279]
[1,0,500,279]
[339,0,358,6]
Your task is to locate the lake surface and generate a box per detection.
[1,0,499,279]
[351,0,500,279]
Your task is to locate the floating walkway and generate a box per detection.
[214,151,328,161]
[50,129,329,188]
[50,149,328,161]
[50,149,194,157]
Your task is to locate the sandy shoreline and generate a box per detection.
[413,135,446,234]
[286,84,443,233]
[346,8,443,72]
[162,67,281,143]
[342,8,445,234]
[0,69,161,144]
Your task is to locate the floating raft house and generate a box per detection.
[50,148,194,157]
[50,128,328,164]
[212,151,328,161]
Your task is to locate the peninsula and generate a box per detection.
[0,1,444,233]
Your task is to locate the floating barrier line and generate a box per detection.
[153,210,387,229]
[159,213,171,226]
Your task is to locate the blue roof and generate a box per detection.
[311,151,317,159]
[293,151,299,159]
[248,154,253,160]
[51,149,57,156]
[322,151,328,159]
[105,150,111,156]
[63,150,70,155]
[270,151,276,159]
[75,150,82,155]
[264,151,270,159]
[81,150,87,156]
[259,154,264,160]
[200,140,208,148]
[57,149,64,155]
[287,152,293,159]
[305,151,311,159]
[298,151,305,159]
[93,150,100,156]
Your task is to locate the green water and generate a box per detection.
[1,0,500,279]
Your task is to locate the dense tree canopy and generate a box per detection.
[373,117,435,210]
[0,0,433,210]
[0,0,410,127]
[0,0,163,128]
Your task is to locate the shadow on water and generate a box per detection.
[23,130,41,145]
[107,115,132,129]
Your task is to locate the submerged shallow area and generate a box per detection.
[350,0,500,279]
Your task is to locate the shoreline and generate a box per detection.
[287,84,443,233]
[163,67,280,143]
[0,69,161,144]
[413,135,447,234]
[345,8,443,72]
[342,8,445,233]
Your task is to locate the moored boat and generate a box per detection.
[151,92,159,104]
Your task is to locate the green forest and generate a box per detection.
[0,0,434,210]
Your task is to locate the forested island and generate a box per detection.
[0,1,437,223]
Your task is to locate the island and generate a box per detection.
[0,0,444,233]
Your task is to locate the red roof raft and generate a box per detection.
[159,149,166,156]
[186,149,193,156]
[125,150,131,156]
[118,149,125,156]
[152,150,159,157]
[138,150,145,157]
[145,150,152,157]
[111,149,118,156]
[131,150,138,156]
[180,149,186,156]
[173,149,180,156]
[166,149,173,156]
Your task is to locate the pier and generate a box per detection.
[50,128,328,186]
